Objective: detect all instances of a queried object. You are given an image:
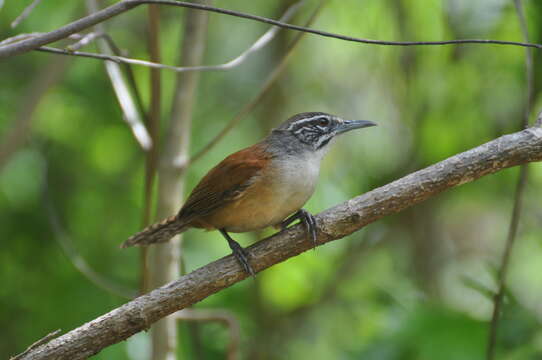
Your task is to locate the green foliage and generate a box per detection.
[1,0,542,359]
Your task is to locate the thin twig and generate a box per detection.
[1,0,542,59]
[43,169,137,299]
[514,0,534,129]
[65,32,103,51]
[147,2,210,358]
[0,32,101,47]
[176,309,240,360]
[95,33,148,119]
[10,0,44,28]
[188,0,326,166]
[486,1,535,358]
[40,140,136,299]
[486,166,529,360]
[0,32,43,46]
[84,0,152,151]
[32,1,302,73]
[0,32,129,171]
[10,329,61,360]
[184,0,302,71]
[63,31,149,123]
[15,126,542,360]
[139,3,162,295]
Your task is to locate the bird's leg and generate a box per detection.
[280,209,318,250]
[219,229,255,277]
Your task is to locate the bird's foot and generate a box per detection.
[221,230,255,277]
[280,209,318,250]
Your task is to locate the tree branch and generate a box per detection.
[147,1,210,358]
[487,1,535,358]
[17,126,542,360]
[1,0,542,59]
[10,0,44,28]
[139,1,162,295]
[31,1,302,73]
[10,330,61,360]
[187,0,326,166]
[85,0,152,151]
[43,166,137,299]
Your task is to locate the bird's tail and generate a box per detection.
[121,216,188,248]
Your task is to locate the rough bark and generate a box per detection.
[17,126,542,360]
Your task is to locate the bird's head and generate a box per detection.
[273,112,377,152]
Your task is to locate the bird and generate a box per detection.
[121,112,376,276]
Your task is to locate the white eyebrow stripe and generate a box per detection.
[286,115,327,130]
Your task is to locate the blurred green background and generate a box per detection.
[1,0,542,359]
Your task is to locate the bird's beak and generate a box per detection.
[336,120,377,134]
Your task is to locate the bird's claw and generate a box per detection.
[300,209,318,250]
[280,209,318,250]
[224,235,255,277]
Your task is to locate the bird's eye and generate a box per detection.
[317,117,329,126]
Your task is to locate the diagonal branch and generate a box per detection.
[10,0,44,28]
[84,0,152,151]
[43,173,137,299]
[10,330,61,360]
[1,0,542,59]
[15,125,542,360]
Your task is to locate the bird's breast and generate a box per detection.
[268,156,320,204]
[211,155,321,233]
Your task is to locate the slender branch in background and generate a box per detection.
[43,164,137,299]
[0,32,43,46]
[487,1,535,358]
[10,0,44,28]
[2,0,542,59]
[96,33,148,117]
[147,2,210,359]
[65,31,103,51]
[15,125,542,360]
[514,0,535,128]
[32,1,302,73]
[60,31,149,121]
[0,32,103,47]
[175,309,240,360]
[140,3,162,295]
[0,58,67,171]
[0,28,139,298]
[84,0,152,151]
[188,0,326,166]
[180,0,302,71]
[10,329,61,360]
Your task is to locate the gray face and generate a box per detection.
[285,113,337,149]
[279,112,376,150]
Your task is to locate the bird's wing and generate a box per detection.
[177,144,271,221]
